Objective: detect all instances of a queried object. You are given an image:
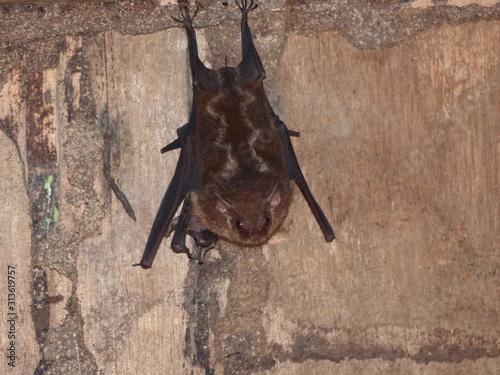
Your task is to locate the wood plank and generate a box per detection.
[0,4,499,375]
[0,100,40,372]
[261,19,500,371]
[76,29,205,374]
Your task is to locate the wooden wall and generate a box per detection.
[0,1,499,374]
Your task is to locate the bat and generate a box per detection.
[136,0,334,268]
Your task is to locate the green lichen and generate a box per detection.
[43,175,59,238]
[44,174,54,208]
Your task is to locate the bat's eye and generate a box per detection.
[236,220,244,230]
[264,217,271,227]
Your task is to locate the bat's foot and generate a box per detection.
[172,0,200,29]
[236,0,258,14]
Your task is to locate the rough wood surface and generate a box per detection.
[0,1,116,3]
[0,131,40,373]
[0,1,499,374]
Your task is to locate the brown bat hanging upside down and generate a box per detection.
[136,0,334,267]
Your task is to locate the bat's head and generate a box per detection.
[193,180,292,246]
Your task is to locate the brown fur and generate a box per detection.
[191,69,292,245]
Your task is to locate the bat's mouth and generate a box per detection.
[238,227,273,245]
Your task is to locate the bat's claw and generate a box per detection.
[172,0,201,28]
[235,0,258,14]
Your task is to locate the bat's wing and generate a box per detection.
[170,195,192,255]
[136,126,196,269]
[275,118,335,242]
[137,2,213,268]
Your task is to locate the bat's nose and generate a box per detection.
[247,228,264,242]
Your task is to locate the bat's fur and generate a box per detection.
[191,69,292,245]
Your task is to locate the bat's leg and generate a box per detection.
[236,0,265,84]
[172,1,208,87]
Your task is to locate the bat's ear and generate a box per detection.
[215,193,232,215]
[267,183,281,208]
